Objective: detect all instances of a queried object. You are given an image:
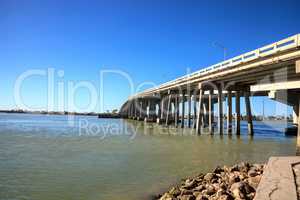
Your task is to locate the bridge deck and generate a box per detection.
[132,34,300,98]
[121,33,300,139]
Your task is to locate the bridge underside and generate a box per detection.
[120,60,300,132]
[119,34,300,151]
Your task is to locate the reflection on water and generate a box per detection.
[0,113,296,200]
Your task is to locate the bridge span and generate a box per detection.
[119,34,300,144]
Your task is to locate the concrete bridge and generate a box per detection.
[119,34,300,142]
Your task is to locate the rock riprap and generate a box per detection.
[157,162,265,200]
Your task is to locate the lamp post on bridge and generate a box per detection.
[212,42,227,61]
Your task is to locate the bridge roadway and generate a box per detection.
[119,34,300,145]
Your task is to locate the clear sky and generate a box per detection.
[0,0,299,114]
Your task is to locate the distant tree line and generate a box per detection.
[0,109,117,116]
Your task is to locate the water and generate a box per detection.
[0,113,297,200]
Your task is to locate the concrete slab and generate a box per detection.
[254,156,300,200]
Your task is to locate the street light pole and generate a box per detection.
[213,42,227,61]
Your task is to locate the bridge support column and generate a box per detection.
[140,100,144,120]
[158,96,165,123]
[187,91,192,128]
[160,98,164,120]
[172,99,176,123]
[128,101,131,119]
[297,98,300,155]
[227,90,232,134]
[245,91,254,135]
[130,101,133,119]
[141,99,147,120]
[208,89,214,134]
[181,91,185,128]
[163,96,168,123]
[133,101,136,119]
[145,99,150,121]
[137,100,140,120]
[293,105,299,125]
[136,100,140,120]
[134,100,137,120]
[134,99,137,120]
[138,99,142,120]
[193,92,197,129]
[143,100,149,122]
[150,100,156,122]
[218,86,223,134]
[235,91,241,135]
[175,94,179,127]
[166,91,172,126]
[129,100,133,119]
[157,100,161,123]
[203,101,208,127]
[127,101,130,119]
[196,85,203,134]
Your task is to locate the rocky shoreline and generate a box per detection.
[156,162,265,200]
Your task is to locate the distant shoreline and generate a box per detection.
[0,111,293,122]
[0,110,107,117]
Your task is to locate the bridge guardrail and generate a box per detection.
[132,34,300,98]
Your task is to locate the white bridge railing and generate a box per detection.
[132,34,300,98]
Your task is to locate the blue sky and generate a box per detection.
[0,0,299,114]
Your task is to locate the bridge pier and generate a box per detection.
[128,101,132,119]
[174,94,179,127]
[140,99,146,121]
[245,90,254,135]
[159,96,164,123]
[127,101,131,119]
[293,105,299,125]
[297,98,300,155]
[135,99,140,120]
[143,100,148,121]
[127,100,131,119]
[208,89,214,134]
[181,91,185,128]
[156,100,161,123]
[150,100,156,122]
[144,100,149,122]
[158,96,164,124]
[227,90,232,134]
[235,91,241,135]
[187,91,192,128]
[123,87,253,135]
[133,99,137,120]
[162,97,166,124]
[193,92,197,129]
[166,91,172,126]
[196,86,204,134]
[148,99,151,120]
[172,99,176,123]
[137,99,142,120]
[218,86,224,135]
[203,101,208,128]
[132,100,135,119]
[293,101,300,158]
[163,95,169,123]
